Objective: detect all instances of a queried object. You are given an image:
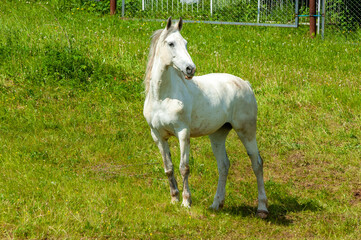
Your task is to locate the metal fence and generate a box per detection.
[113,0,361,35]
[121,0,300,27]
[325,0,361,31]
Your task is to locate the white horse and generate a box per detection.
[143,17,268,218]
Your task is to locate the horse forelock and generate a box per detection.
[144,26,178,94]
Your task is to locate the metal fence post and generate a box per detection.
[310,0,316,37]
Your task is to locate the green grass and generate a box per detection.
[1,1,360,239]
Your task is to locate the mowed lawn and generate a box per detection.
[0,1,360,239]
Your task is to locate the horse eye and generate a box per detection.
[168,42,174,47]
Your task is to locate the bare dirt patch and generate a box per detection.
[350,189,361,205]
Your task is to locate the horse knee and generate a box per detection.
[165,168,174,177]
[180,164,190,177]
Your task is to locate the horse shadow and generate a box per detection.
[220,188,323,226]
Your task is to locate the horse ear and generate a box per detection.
[177,17,183,31]
[166,17,172,30]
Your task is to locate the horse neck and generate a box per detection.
[148,57,183,101]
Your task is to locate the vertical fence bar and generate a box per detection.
[257,0,261,23]
[317,0,321,35]
[110,0,117,15]
[295,0,299,27]
[122,0,125,17]
[310,0,316,37]
[321,0,325,39]
[142,0,145,11]
[210,0,213,16]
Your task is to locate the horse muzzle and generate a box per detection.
[185,65,196,80]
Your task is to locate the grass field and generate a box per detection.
[0,1,360,239]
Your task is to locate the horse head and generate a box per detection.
[159,17,196,80]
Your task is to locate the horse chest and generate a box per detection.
[145,98,188,133]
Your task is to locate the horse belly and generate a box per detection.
[190,108,227,137]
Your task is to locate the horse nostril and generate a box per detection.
[186,66,193,75]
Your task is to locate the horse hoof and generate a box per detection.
[256,210,269,219]
[209,202,223,211]
[209,205,218,211]
[181,200,191,208]
[171,198,179,204]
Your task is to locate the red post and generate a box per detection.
[110,0,117,15]
[310,0,316,38]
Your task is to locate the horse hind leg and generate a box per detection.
[209,123,232,211]
[236,128,269,219]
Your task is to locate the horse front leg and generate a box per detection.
[151,129,179,203]
[177,128,192,208]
